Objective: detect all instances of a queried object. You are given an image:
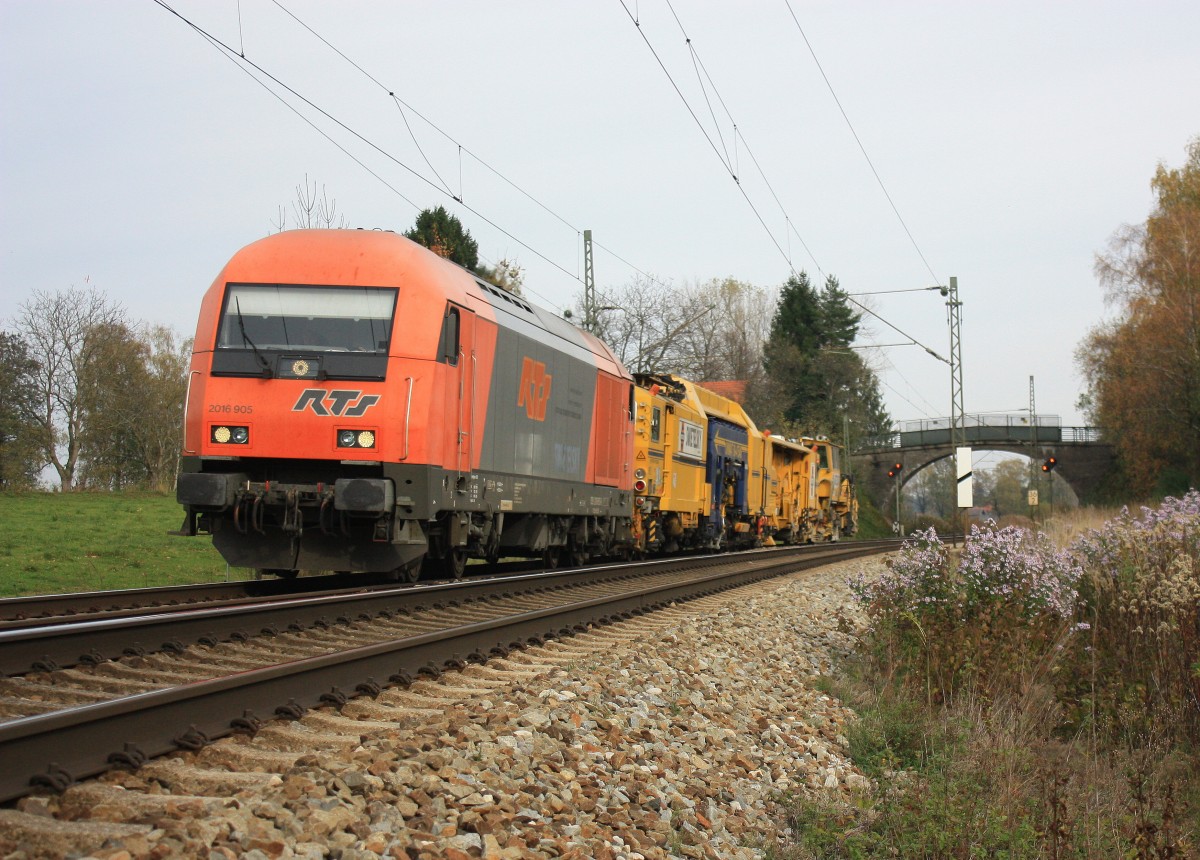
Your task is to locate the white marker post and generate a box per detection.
[955,446,974,539]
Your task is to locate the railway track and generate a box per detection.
[0,541,894,804]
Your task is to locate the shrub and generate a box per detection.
[905,513,949,536]
[850,524,1082,704]
[1065,491,1200,746]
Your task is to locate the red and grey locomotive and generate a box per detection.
[175,229,634,580]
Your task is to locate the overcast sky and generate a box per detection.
[2,1,1197,438]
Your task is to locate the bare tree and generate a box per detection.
[586,276,714,374]
[272,175,347,232]
[14,287,127,490]
[672,277,775,383]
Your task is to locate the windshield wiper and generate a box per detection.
[235,297,272,377]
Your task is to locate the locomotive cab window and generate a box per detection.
[212,284,396,380]
[651,406,662,442]
[216,284,395,354]
[437,306,460,366]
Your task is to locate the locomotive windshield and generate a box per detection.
[216,284,396,354]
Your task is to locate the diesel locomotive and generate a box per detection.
[175,229,634,580]
[175,229,855,579]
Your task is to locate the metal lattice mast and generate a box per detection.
[947,276,964,450]
[582,229,596,333]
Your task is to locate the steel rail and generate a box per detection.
[0,562,539,626]
[0,544,890,676]
[0,543,887,803]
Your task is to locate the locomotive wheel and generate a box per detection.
[542,547,561,569]
[443,547,467,580]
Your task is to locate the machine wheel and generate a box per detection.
[387,558,423,583]
[543,547,561,569]
[444,547,468,580]
[258,568,299,580]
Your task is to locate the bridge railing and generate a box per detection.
[1062,426,1105,443]
[856,416,1106,452]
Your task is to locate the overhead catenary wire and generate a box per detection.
[163,0,948,422]
[152,0,578,309]
[265,0,685,298]
[621,0,949,369]
[781,0,942,286]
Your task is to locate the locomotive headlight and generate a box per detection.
[634,479,647,492]
[634,468,646,480]
[634,496,645,507]
[357,430,375,449]
[211,425,249,445]
[337,429,357,448]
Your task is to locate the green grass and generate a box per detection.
[0,491,244,597]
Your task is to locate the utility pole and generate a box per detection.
[1029,375,1039,522]
[946,276,966,540]
[582,229,596,333]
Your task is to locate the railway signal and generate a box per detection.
[887,462,903,478]
[1041,456,1057,472]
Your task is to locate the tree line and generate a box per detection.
[585,270,891,445]
[1077,137,1200,497]
[0,290,190,492]
[0,192,892,492]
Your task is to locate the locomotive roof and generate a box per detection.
[203,229,630,379]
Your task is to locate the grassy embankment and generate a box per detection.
[1,490,886,597]
[777,496,1200,859]
[0,491,240,597]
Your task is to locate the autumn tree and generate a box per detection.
[477,258,525,295]
[405,206,479,271]
[77,324,190,492]
[671,278,774,384]
[981,458,1031,518]
[13,288,127,490]
[0,332,41,489]
[905,457,956,520]
[1077,137,1200,495]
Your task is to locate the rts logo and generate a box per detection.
[292,389,380,417]
[517,357,552,421]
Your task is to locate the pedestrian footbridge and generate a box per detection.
[853,415,1115,506]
